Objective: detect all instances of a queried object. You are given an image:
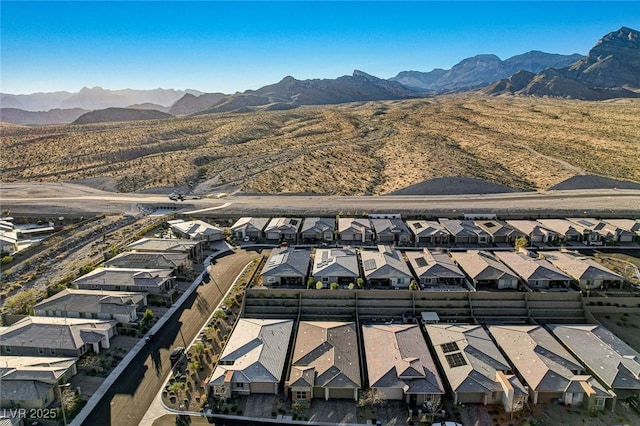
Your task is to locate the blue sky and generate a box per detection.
[1,1,638,94]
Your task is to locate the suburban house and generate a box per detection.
[549,324,640,402]
[311,248,360,287]
[300,217,336,243]
[104,251,191,277]
[450,251,519,290]
[505,220,560,245]
[0,221,19,255]
[338,218,373,244]
[230,217,269,241]
[260,247,310,286]
[405,249,466,289]
[494,251,572,290]
[603,219,640,242]
[126,238,203,263]
[541,251,624,290]
[168,219,224,244]
[0,356,78,410]
[0,317,117,357]
[474,220,525,245]
[371,218,412,245]
[489,325,614,409]
[536,219,583,243]
[438,219,489,245]
[362,324,445,407]
[425,324,527,412]
[406,220,451,246]
[360,245,413,289]
[566,218,634,244]
[286,322,361,403]
[33,289,147,324]
[209,319,293,399]
[264,218,303,243]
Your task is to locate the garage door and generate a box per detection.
[329,388,356,399]
[457,392,486,404]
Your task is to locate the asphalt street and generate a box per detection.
[81,249,259,426]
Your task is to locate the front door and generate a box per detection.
[409,393,417,407]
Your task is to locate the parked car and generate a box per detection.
[169,346,185,365]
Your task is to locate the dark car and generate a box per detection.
[169,346,185,365]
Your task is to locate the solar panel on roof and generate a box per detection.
[363,259,377,271]
[414,223,423,229]
[445,352,467,368]
[415,257,428,268]
[440,342,459,353]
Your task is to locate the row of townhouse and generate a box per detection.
[230,216,640,247]
[0,230,211,412]
[261,245,624,291]
[208,319,640,413]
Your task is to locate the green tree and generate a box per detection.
[515,236,529,250]
[348,282,355,290]
[409,280,419,291]
[1,255,14,265]
[330,282,339,290]
[315,281,324,290]
[356,278,364,289]
[213,309,226,319]
[307,277,315,289]
[143,308,154,322]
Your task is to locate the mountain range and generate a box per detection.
[485,27,640,99]
[1,26,638,125]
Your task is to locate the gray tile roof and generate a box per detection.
[73,267,173,289]
[209,319,293,386]
[264,218,303,234]
[312,248,359,278]
[33,289,145,317]
[168,219,223,238]
[371,218,411,238]
[300,217,336,234]
[406,249,465,280]
[362,324,444,395]
[104,251,189,269]
[474,220,523,238]
[289,322,361,389]
[360,246,412,279]
[231,217,270,234]
[438,219,488,238]
[426,324,527,396]
[450,251,518,282]
[126,237,201,253]
[261,247,310,278]
[0,379,53,403]
[488,325,586,393]
[549,324,640,392]
[542,251,623,281]
[0,317,116,351]
[494,252,571,283]
[405,220,450,238]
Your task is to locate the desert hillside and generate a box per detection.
[1,94,638,195]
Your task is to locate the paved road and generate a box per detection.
[2,181,640,216]
[82,249,260,426]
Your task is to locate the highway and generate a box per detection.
[1,181,640,216]
[81,249,260,426]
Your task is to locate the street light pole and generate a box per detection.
[56,383,70,426]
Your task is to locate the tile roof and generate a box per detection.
[362,324,444,395]
[505,220,558,238]
[261,247,310,278]
[449,251,518,282]
[360,246,412,279]
[549,324,640,391]
[312,248,359,278]
[406,249,465,280]
[168,219,223,238]
[535,219,583,237]
[494,252,571,283]
[405,220,450,238]
[210,319,293,386]
[33,289,145,317]
[426,324,527,396]
[338,218,373,235]
[300,217,336,234]
[126,238,201,252]
[104,251,189,269]
[231,217,270,233]
[0,317,116,351]
[264,218,303,234]
[542,251,623,281]
[0,379,53,402]
[370,218,411,237]
[0,356,77,383]
[289,322,361,389]
[438,219,488,238]
[474,220,523,238]
[488,325,586,393]
[73,267,173,289]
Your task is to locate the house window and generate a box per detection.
[595,398,605,408]
[50,348,56,355]
[4,346,10,353]
[322,277,329,282]
[397,278,404,285]
[295,391,306,400]
[235,382,244,388]
[38,347,44,355]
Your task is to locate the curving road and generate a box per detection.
[2,181,640,216]
[81,249,260,426]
